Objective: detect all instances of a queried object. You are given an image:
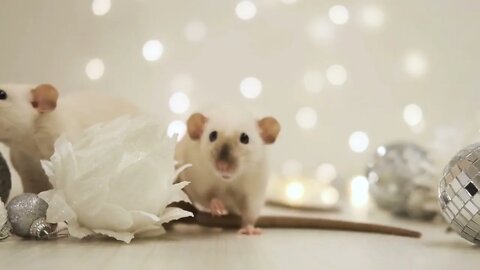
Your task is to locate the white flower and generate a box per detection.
[39,116,192,243]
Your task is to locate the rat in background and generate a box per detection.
[0,84,137,194]
[174,108,421,238]
[175,107,280,235]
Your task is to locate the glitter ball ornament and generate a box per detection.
[6,193,55,239]
[367,143,438,219]
[439,143,480,244]
[0,153,11,203]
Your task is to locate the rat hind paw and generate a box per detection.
[238,225,262,235]
[209,198,228,216]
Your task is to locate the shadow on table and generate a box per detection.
[424,240,480,250]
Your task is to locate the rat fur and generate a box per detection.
[175,107,281,235]
[0,84,137,194]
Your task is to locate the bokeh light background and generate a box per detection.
[1,0,480,202]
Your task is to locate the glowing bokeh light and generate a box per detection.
[315,163,337,184]
[328,5,349,25]
[403,104,424,127]
[143,40,164,62]
[350,175,369,208]
[235,1,257,21]
[169,92,190,114]
[349,131,369,153]
[167,120,187,141]
[326,65,347,86]
[362,6,385,29]
[404,51,427,77]
[307,17,334,44]
[320,186,340,205]
[85,58,105,80]
[240,77,263,99]
[285,181,305,202]
[92,0,111,16]
[296,107,318,130]
[376,146,386,156]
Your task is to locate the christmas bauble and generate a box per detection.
[6,193,53,238]
[439,143,480,244]
[367,142,438,219]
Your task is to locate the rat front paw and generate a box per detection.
[238,225,262,235]
[209,198,228,216]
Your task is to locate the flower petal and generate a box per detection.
[66,176,109,215]
[130,211,160,230]
[38,189,55,202]
[79,204,133,231]
[50,135,78,189]
[39,191,76,224]
[93,229,134,244]
[157,207,193,225]
[41,116,192,243]
[169,191,190,204]
[108,157,165,212]
[168,181,191,204]
[67,221,94,239]
[75,145,123,181]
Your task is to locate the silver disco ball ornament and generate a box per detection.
[439,143,480,244]
[6,193,54,239]
[367,142,438,219]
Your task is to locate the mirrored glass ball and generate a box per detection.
[6,193,48,237]
[439,143,480,244]
[367,142,438,219]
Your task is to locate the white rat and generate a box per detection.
[175,107,280,235]
[174,109,422,238]
[0,84,137,194]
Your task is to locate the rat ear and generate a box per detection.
[187,113,208,140]
[31,84,59,113]
[258,117,281,144]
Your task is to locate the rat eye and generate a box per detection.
[240,133,249,144]
[209,131,218,142]
[0,90,7,100]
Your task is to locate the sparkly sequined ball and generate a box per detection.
[367,143,438,219]
[439,143,480,244]
[6,193,53,238]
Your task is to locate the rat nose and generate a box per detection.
[218,144,230,161]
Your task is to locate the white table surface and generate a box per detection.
[0,204,477,270]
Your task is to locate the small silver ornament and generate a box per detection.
[6,193,54,239]
[367,142,438,219]
[439,143,480,244]
[0,153,11,203]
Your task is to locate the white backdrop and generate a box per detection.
[1,0,479,196]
